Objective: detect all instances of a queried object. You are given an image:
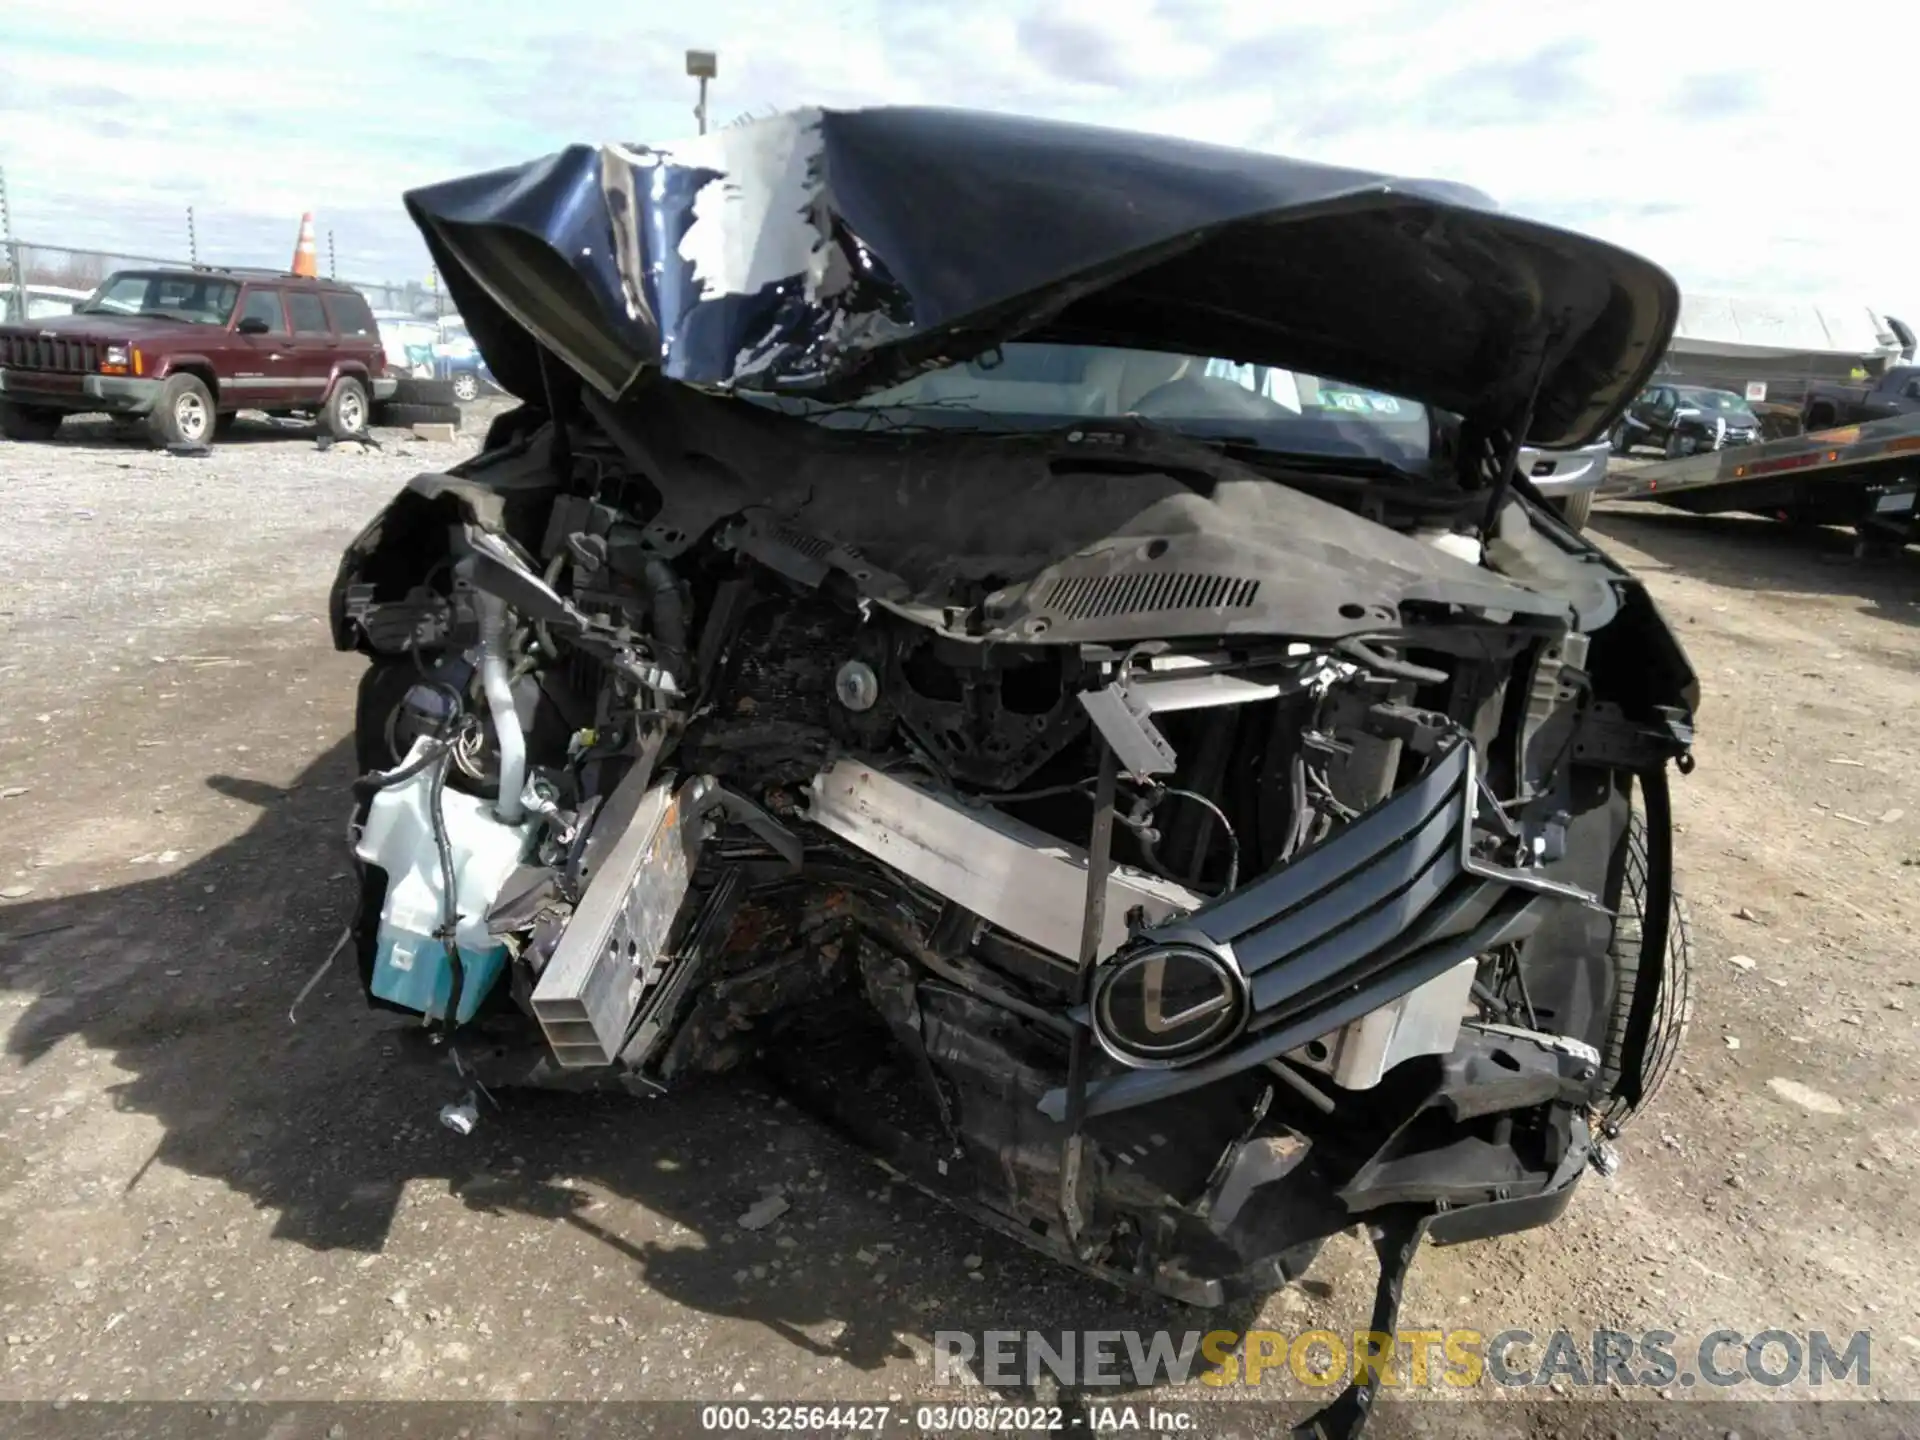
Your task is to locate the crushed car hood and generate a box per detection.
[403,106,1679,449]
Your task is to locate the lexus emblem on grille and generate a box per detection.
[1091,943,1247,1068]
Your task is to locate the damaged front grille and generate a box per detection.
[1037,571,1260,621]
[1201,738,1472,1012]
[1050,737,1567,1119]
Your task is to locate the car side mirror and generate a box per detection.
[237,316,270,336]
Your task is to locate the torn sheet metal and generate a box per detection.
[401,106,1680,447]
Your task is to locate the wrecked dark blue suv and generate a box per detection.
[327,107,1699,1440]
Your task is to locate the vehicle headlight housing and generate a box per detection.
[101,344,130,374]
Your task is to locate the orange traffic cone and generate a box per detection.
[290,213,319,277]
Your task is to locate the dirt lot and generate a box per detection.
[1,417,1917,1413]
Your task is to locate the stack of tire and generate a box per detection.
[372,377,462,432]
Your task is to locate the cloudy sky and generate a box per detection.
[3,0,1912,323]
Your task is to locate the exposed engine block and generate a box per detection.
[332,396,1697,1321]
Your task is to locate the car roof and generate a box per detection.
[104,265,355,293]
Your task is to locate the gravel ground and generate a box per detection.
[1,420,1918,1415]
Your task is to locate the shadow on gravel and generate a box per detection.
[49,416,328,449]
[0,738,1264,1382]
[1593,505,1920,628]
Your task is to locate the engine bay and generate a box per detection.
[330,376,1696,1322]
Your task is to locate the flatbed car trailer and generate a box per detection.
[1599,412,1920,551]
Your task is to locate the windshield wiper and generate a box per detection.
[1057,416,1432,485]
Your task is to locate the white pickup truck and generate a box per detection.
[1,284,92,324]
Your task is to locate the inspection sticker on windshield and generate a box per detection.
[1320,389,1402,415]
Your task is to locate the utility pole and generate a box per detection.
[686,49,717,134]
[187,206,198,265]
[0,164,22,322]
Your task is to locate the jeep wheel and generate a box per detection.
[321,377,370,439]
[451,370,480,403]
[0,402,65,442]
[148,374,215,447]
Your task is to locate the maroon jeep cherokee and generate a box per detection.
[0,266,395,447]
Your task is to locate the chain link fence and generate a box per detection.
[2,238,450,326]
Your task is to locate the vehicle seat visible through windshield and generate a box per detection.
[1081,348,1193,411]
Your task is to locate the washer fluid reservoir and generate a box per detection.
[353,746,539,1024]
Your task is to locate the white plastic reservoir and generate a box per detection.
[1414,528,1484,567]
[353,745,539,1023]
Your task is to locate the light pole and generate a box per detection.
[686,49,717,135]
[0,165,23,323]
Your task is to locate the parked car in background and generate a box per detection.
[1,284,92,323]
[372,310,440,379]
[1802,365,1920,431]
[1613,384,1762,458]
[431,316,496,401]
[0,265,395,446]
[440,349,497,402]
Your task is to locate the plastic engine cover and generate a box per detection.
[354,749,538,1023]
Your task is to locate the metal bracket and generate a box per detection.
[1060,743,1119,1250]
[531,777,706,1066]
[1570,701,1695,770]
[694,784,803,870]
[1078,685,1176,778]
[617,864,745,1077]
